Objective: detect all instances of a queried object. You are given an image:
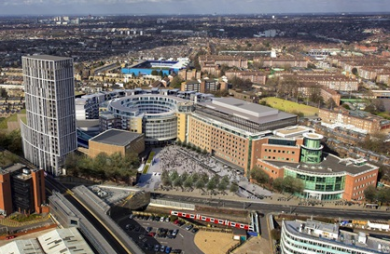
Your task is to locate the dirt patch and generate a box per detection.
[231,236,272,254]
[194,230,237,254]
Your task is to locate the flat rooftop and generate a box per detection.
[284,220,390,253]
[273,126,314,138]
[268,153,377,176]
[89,129,143,146]
[197,97,296,125]
[23,55,70,61]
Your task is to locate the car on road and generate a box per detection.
[165,246,172,253]
[184,224,193,231]
[129,214,135,219]
[138,234,145,240]
[154,244,160,252]
[172,229,178,237]
[135,226,140,232]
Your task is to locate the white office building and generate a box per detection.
[21,55,77,175]
[281,219,390,254]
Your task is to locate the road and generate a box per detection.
[45,176,129,254]
[153,193,390,220]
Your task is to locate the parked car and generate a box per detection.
[154,245,160,252]
[146,227,152,233]
[165,246,172,253]
[172,229,178,237]
[184,224,193,231]
[171,249,182,254]
[5,235,15,240]
[135,226,140,232]
[148,232,156,237]
[191,228,199,234]
[160,245,166,252]
[129,214,135,219]
[165,217,170,222]
[160,216,165,222]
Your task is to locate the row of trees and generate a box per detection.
[161,169,239,194]
[175,140,208,154]
[65,152,140,184]
[364,185,390,204]
[251,167,304,194]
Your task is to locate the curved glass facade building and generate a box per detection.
[107,95,194,144]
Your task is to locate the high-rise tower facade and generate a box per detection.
[21,55,77,175]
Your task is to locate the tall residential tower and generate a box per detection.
[21,55,77,175]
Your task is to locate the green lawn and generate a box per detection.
[261,97,319,116]
[0,109,27,130]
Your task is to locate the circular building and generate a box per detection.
[300,133,323,164]
[107,94,193,144]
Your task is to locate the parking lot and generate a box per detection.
[118,214,203,254]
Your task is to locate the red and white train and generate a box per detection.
[170,210,254,231]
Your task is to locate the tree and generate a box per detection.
[181,172,189,183]
[217,181,228,193]
[170,170,179,182]
[272,178,284,192]
[195,179,206,190]
[161,170,171,186]
[250,167,270,184]
[270,229,281,241]
[206,179,217,194]
[282,176,294,193]
[364,185,377,202]
[191,173,200,183]
[184,177,194,189]
[173,177,183,188]
[229,182,239,193]
[170,76,183,89]
[0,88,8,98]
[292,178,304,194]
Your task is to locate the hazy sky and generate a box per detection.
[0,0,390,15]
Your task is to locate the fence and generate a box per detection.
[149,199,195,210]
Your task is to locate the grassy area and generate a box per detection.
[9,214,43,223]
[21,116,27,124]
[261,97,319,116]
[378,112,390,120]
[0,151,19,167]
[0,118,7,130]
[0,109,27,130]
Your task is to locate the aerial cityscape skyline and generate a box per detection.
[0,8,390,254]
[1,0,390,15]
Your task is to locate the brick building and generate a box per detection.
[258,57,308,68]
[254,127,379,201]
[0,163,47,216]
[318,107,390,134]
[88,129,145,158]
[224,70,266,84]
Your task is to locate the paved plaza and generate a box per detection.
[137,145,272,198]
